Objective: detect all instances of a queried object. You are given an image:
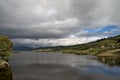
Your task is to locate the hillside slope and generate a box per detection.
[37,35,120,55]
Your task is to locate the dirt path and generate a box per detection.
[97,49,120,57]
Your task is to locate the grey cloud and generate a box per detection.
[0,0,79,39]
[71,0,98,26]
[108,0,120,24]
[0,0,120,47]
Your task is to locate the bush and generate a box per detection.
[0,35,13,60]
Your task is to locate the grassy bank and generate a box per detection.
[0,35,13,69]
[97,49,120,57]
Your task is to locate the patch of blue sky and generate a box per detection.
[84,25,120,35]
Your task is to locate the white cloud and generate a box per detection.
[12,37,101,48]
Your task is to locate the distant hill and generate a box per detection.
[36,35,120,55]
[13,46,35,51]
[13,45,53,51]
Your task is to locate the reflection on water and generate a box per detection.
[0,67,13,80]
[9,51,120,80]
[98,57,120,67]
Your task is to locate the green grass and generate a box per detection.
[36,35,120,56]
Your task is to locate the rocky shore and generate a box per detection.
[0,35,13,69]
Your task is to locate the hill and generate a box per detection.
[13,46,36,51]
[36,35,120,56]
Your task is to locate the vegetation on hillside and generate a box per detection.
[0,35,13,69]
[36,35,120,56]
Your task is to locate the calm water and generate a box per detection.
[9,51,120,80]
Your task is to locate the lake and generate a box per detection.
[9,51,120,80]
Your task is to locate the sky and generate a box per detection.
[0,0,120,48]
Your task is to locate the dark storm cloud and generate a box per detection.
[0,0,120,47]
[0,0,79,39]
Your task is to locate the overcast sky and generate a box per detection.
[0,0,120,47]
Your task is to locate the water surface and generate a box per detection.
[9,51,120,80]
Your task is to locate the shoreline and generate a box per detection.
[36,48,120,57]
[97,49,120,57]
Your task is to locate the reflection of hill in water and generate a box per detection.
[98,57,120,67]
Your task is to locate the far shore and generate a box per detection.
[36,48,120,57]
